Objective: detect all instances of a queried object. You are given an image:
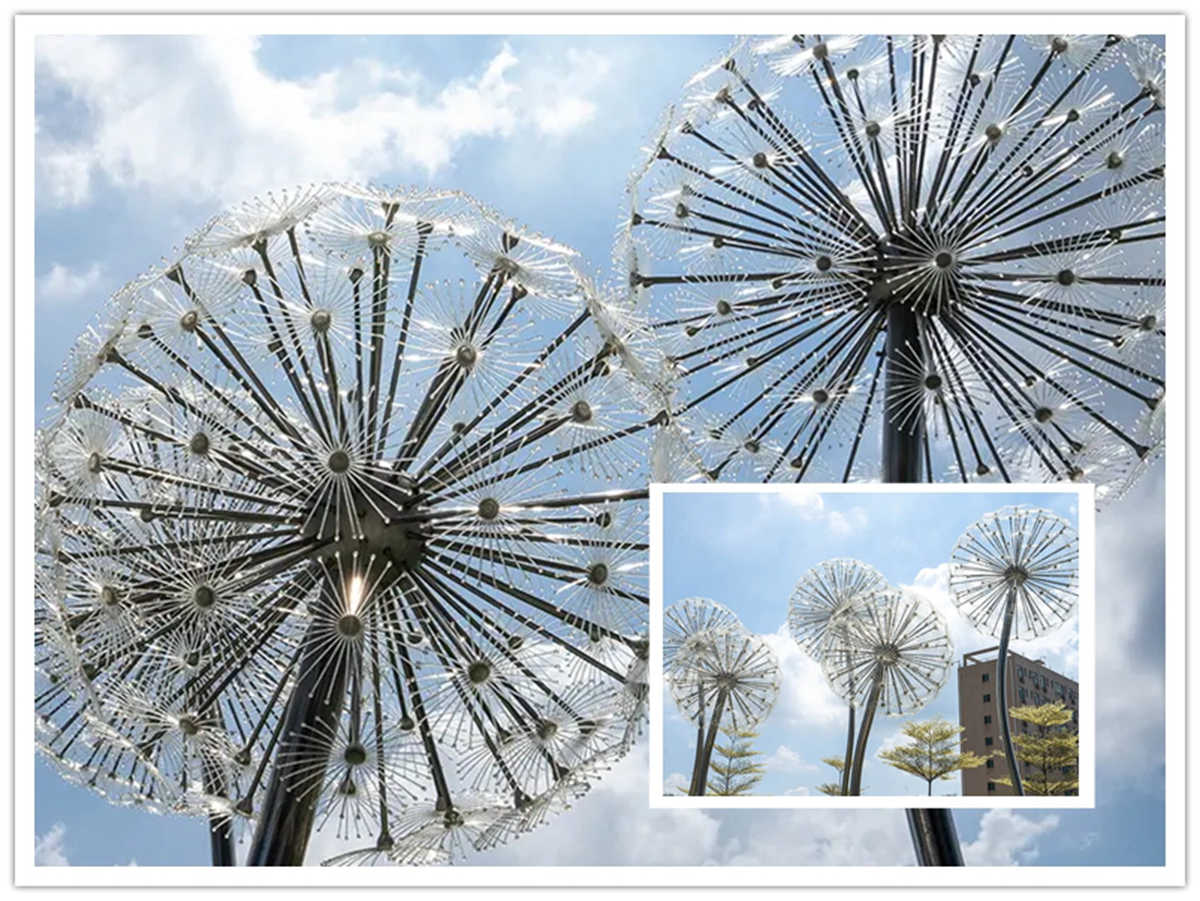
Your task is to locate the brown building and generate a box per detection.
[957,647,1079,797]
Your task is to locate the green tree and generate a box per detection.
[877,717,989,796]
[996,702,1079,796]
[815,756,845,796]
[706,725,765,796]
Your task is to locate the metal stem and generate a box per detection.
[997,587,1024,795]
[687,684,708,797]
[841,703,855,795]
[848,672,882,795]
[209,816,235,866]
[693,688,729,796]
[245,579,350,866]
[883,299,964,865]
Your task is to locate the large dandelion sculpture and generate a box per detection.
[34,184,661,866]
[663,598,779,795]
[787,558,887,795]
[620,32,1164,860]
[948,505,1078,795]
[823,589,954,796]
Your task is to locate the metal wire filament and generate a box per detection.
[35,184,662,866]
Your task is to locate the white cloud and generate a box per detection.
[760,626,846,729]
[763,744,819,773]
[962,809,1059,866]
[35,36,613,208]
[38,262,105,304]
[34,822,70,866]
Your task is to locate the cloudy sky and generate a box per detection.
[32,32,1167,869]
[660,489,1080,799]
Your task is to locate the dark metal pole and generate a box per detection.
[687,683,708,796]
[848,674,882,795]
[245,579,349,866]
[840,703,855,795]
[883,299,965,866]
[996,588,1024,795]
[209,816,236,866]
[692,688,729,796]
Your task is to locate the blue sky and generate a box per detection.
[661,489,1080,799]
[32,32,1167,869]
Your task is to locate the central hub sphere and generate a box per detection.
[477,497,501,521]
[100,585,119,606]
[1057,269,1076,286]
[865,120,881,139]
[571,400,593,423]
[815,255,833,272]
[811,387,830,404]
[337,613,363,639]
[310,309,332,333]
[587,562,609,585]
[985,123,1003,142]
[1004,564,1029,585]
[343,743,367,766]
[934,251,954,269]
[189,432,210,455]
[923,373,943,391]
[1034,406,1055,424]
[87,452,103,474]
[327,449,351,474]
[715,299,732,315]
[752,151,768,168]
[467,661,492,685]
[876,643,900,665]
[455,344,478,369]
[192,585,216,609]
[179,310,199,332]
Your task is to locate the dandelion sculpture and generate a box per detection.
[948,506,1078,795]
[663,598,779,795]
[787,558,887,794]
[620,32,1165,861]
[34,184,662,866]
[823,589,954,796]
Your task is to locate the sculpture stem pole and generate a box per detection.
[693,688,729,796]
[841,704,856,796]
[848,671,883,795]
[245,580,349,866]
[997,587,1024,795]
[883,300,965,866]
[687,682,708,796]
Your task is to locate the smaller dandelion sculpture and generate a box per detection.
[823,589,954,796]
[949,505,1078,795]
[34,184,667,866]
[663,598,779,795]
[787,558,887,794]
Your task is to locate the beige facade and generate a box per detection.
[957,646,1079,797]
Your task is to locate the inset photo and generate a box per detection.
[650,484,1093,808]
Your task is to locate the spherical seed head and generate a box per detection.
[310,309,332,333]
[816,255,833,272]
[587,562,609,585]
[1034,406,1054,424]
[455,344,478,369]
[189,432,210,455]
[985,123,1003,142]
[865,121,881,139]
[192,585,216,609]
[1106,151,1124,169]
[1057,269,1076,286]
[477,497,500,520]
[716,299,733,315]
[752,151,769,168]
[343,743,367,766]
[934,251,954,269]
[924,373,943,391]
[327,449,351,473]
[467,661,491,684]
[571,400,593,423]
[337,613,363,638]
[812,387,829,404]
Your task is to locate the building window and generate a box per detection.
[987,782,996,792]
[986,759,994,769]
[982,673,990,683]
[984,714,992,725]
[983,693,991,702]
[985,737,993,746]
